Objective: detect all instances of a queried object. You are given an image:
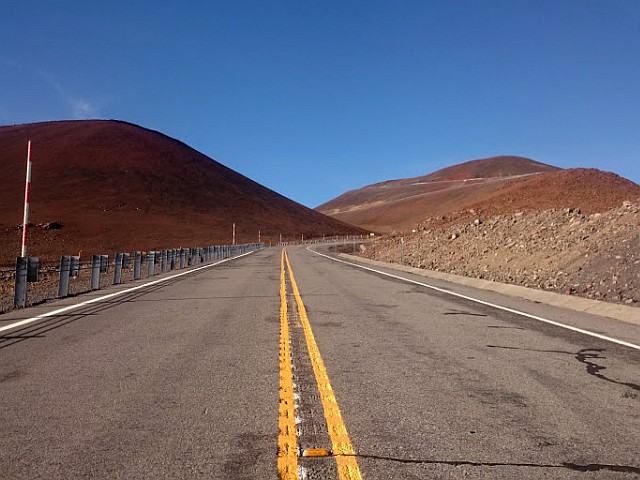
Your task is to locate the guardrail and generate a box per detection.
[1,243,263,314]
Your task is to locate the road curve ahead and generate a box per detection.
[1,246,639,479]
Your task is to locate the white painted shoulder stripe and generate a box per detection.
[0,251,257,334]
[309,248,640,352]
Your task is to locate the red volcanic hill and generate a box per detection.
[460,168,640,218]
[0,120,364,263]
[414,155,559,182]
[317,156,640,233]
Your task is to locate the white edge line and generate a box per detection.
[0,250,258,334]
[308,247,640,352]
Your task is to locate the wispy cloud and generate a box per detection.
[33,67,102,119]
[72,100,100,119]
[1,56,105,121]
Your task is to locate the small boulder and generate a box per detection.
[42,221,63,230]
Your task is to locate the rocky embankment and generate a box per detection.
[358,202,640,307]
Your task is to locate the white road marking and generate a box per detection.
[310,248,640,352]
[0,250,257,334]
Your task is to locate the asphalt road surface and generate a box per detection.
[1,246,639,479]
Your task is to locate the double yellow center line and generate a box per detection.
[278,249,362,480]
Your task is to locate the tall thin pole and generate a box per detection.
[21,141,32,257]
[232,223,236,246]
[258,230,261,243]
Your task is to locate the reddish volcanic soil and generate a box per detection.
[332,157,640,307]
[415,155,560,182]
[0,120,364,264]
[420,168,640,229]
[317,156,640,233]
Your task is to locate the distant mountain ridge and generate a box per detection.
[317,156,640,233]
[0,120,364,262]
[414,156,560,182]
[365,156,559,190]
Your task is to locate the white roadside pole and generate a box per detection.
[232,223,236,246]
[21,141,32,257]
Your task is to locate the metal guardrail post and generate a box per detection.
[14,256,28,308]
[134,251,142,280]
[27,257,40,282]
[100,255,109,273]
[180,249,186,269]
[91,255,101,290]
[71,256,80,278]
[161,250,167,273]
[58,255,71,297]
[147,251,155,276]
[170,249,175,270]
[114,253,123,284]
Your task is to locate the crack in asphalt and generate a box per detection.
[487,345,640,392]
[576,348,640,392]
[444,309,487,317]
[343,454,640,474]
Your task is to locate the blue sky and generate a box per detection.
[1,1,639,207]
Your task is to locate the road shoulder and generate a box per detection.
[337,253,640,327]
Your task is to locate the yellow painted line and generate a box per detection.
[278,250,298,479]
[284,250,363,480]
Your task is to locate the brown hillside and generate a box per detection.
[417,155,559,182]
[0,120,364,264]
[420,168,640,231]
[317,156,561,233]
[461,168,640,218]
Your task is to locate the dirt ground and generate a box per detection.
[358,201,640,307]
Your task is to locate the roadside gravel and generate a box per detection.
[358,202,640,307]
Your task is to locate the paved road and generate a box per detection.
[1,246,639,479]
